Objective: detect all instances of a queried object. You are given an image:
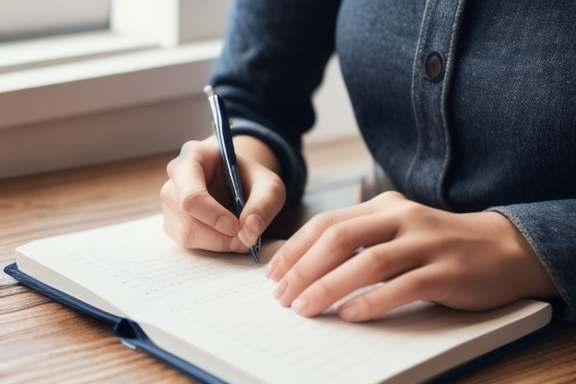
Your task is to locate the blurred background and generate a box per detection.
[0,0,358,179]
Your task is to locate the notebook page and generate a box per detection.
[136,269,550,384]
[15,215,273,317]
[16,214,551,384]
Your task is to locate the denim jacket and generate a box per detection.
[210,0,576,320]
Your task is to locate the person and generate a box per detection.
[161,0,576,322]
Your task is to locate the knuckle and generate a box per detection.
[383,190,405,200]
[181,189,207,212]
[309,211,338,232]
[288,264,308,284]
[283,265,312,297]
[399,199,420,215]
[178,218,198,248]
[167,140,204,177]
[166,158,177,176]
[349,294,374,317]
[369,191,415,219]
[308,278,333,303]
[182,140,204,160]
[403,273,433,297]
[267,175,286,201]
[322,225,354,250]
[159,181,171,203]
[442,261,470,286]
[362,248,392,274]
[181,140,200,154]
[374,190,404,204]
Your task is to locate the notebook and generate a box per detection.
[4,214,554,384]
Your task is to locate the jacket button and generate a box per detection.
[425,52,444,81]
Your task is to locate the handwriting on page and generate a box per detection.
[74,239,255,300]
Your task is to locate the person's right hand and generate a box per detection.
[160,135,286,253]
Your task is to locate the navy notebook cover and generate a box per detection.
[4,261,564,384]
[4,262,228,384]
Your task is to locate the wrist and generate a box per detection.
[486,211,558,299]
[233,135,282,177]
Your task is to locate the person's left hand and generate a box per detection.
[266,191,558,322]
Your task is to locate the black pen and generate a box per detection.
[203,85,260,263]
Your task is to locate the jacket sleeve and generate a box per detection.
[209,0,342,205]
[489,200,576,321]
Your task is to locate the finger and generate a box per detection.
[273,210,404,307]
[237,158,286,246]
[161,178,237,238]
[266,201,379,282]
[290,238,423,317]
[162,202,248,253]
[338,264,444,322]
[266,192,410,281]
[165,142,239,236]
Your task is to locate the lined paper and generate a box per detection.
[138,263,548,384]
[17,214,551,384]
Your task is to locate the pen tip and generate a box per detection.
[250,246,259,264]
[203,85,214,98]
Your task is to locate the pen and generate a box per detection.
[203,85,260,263]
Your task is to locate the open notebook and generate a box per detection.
[5,215,553,384]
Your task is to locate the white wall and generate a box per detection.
[307,55,357,144]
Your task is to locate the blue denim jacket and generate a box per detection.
[210,0,576,320]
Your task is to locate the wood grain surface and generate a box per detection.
[1,138,575,384]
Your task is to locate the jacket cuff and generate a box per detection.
[488,200,576,321]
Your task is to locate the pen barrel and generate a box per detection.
[208,93,245,217]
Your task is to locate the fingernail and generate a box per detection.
[245,214,265,234]
[339,301,359,322]
[231,237,249,253]
[291,295,309,315]
[273,280,287,300]
[265,254,278,279]
[216,217,237,236]
[238,226,258,247]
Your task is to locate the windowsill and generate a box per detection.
[0,33,223,130]
[0,30,159,73]
[0,30,357,180]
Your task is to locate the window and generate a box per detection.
[0,1,230,178]
[0,0,110,43]
[0,0,355,179]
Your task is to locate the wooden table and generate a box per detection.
[1,138,575,383]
